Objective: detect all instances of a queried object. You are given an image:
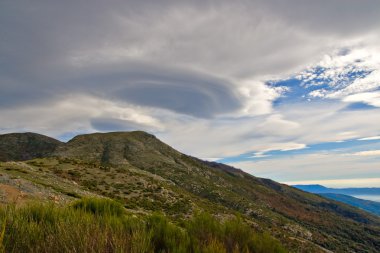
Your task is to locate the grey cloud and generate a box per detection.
[256,0,380,36]
[0,60,241,116]
[91,117,150,132]
[75,64,241,118]
[114,83,233,118]
[1,1,245,116]
[1,0,380,162]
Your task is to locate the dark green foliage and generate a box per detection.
[186,212,223,247]
[67,169,81,178]
[82,180,98,190]
[65,191,81,198]
[186,213,286,253]
[71,198,125,217]
[147,214,190,252]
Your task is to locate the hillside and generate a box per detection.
[319,193,380,216]
[1,131,380,252]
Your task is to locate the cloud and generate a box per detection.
[293,45,380,107]
[343,91,380,107]
[358,136,380,141]
[1,0,380,185]
[251,152,270,158]
[274,101,380,144]
[353,150,380,156]
[252,142,307,153]
[228,152,380,186]
[1,0,380,115]
[284,178,380,188]
[90,118,153,132]
[237,81,289,116]
[0,95,163,137]
[73,63,242,118]
[256,0,380,36]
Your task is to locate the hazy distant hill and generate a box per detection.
[293,184,380,195]
[294,184,380,216]
[319,193,380,216]
[1,131,380,252]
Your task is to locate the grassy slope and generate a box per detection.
[0,131,380,252]
[0,160,99,205]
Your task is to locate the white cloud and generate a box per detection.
[275,101,380,144]
[228,152,380,186]
[329,70,380,98]
[0,95,163,137]
[236,81,287,116]
[251,152,270,158]
[359,136,380,141]
[295,45,380,107]
[257,142,307,152]
[353,150,380,156]
[1,0,380,186]
[343,91,380,107]
[202,158,222,162]
[284,178,380,188]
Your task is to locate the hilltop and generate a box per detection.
[1,131,380,252]
[0,132,63,161]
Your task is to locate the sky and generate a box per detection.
[1,0,380,187]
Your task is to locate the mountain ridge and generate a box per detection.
[294,184,380,195]
[319,193,380,216]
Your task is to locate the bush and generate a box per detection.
[71,198,125,217]
[0,199,287,253]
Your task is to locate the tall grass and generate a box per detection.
[0,198,286,253]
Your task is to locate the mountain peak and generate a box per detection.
[68,130,156,141]
[0,132,63,161]
[55,130,172,165]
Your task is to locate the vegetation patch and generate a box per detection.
[0,198,287,253]
[71,198,125,217]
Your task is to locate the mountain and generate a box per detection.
[293,184,380,216]
[0,132,63,161]
[319,193,380,216]
[1,131,380,252]
[293,184,380,195]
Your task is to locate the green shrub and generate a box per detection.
[186,212,223,248]
[0,199,287,253]
[147,213,190,252]
[71,198,125,217]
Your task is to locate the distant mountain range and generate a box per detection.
[293,185,380,216]
[1,132,380,252]
[293,184,380,195]
[320,193,380,216]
